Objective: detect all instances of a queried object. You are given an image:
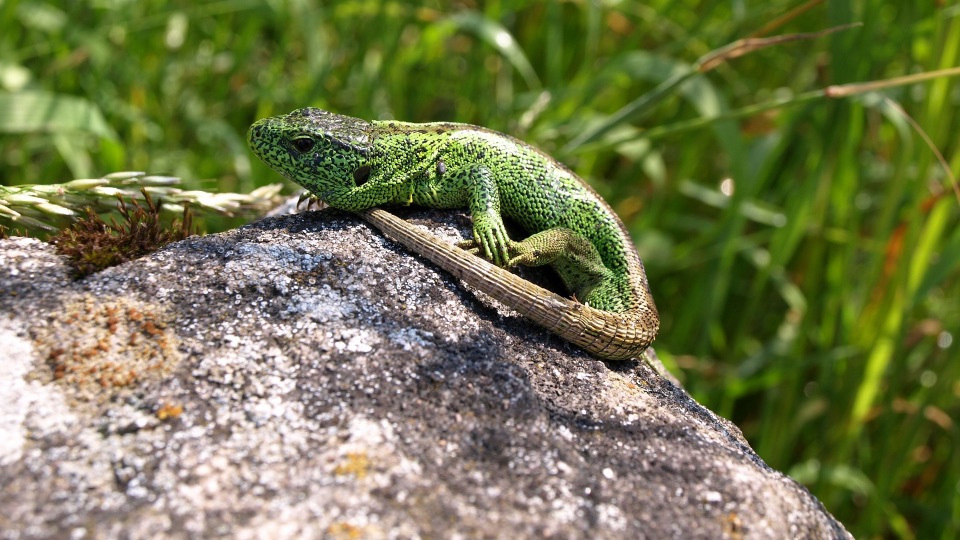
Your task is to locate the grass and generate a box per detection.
[2,0,958,537]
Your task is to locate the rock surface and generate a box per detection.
[0,209,851,539]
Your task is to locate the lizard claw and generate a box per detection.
[456,239,481,256]
[297,191,324,211]
[473,222,511,267]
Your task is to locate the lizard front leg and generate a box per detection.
[417,164,512,267]
[325,166,418,211]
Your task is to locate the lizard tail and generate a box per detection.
[358,208,658,360]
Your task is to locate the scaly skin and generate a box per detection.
[248,108,659,359]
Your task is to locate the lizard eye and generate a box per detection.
[353,165,371,186]
[291,137,315,154]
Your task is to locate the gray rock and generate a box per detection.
[0,209,851,539]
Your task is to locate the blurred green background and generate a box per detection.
[2,0,958,537]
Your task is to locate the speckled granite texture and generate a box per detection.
[0,209,851,539]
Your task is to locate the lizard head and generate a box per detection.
[248,108,372,207]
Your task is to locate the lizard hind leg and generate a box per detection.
[456,227,591,269]
[457,226,630,312]
[506,227,620,307]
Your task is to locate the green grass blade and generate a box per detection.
[0,91,117,139]
[444,11,541,91]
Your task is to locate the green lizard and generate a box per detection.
[247,108,659,360]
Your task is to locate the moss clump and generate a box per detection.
[50,190,194,277]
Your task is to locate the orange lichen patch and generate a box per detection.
[607,371,643,397]
[156,403,184,420]
[722,512,744,540]
[326,522,365,540]
[32,295,180,400]
[333,452,371,479]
